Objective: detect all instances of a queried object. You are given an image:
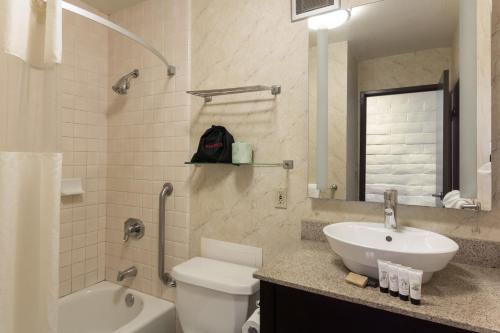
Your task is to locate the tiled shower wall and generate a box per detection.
[59,1,108,297]
[105,0,191,300]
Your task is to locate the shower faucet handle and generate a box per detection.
[123,218,145,242]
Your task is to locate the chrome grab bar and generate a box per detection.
[159,183,175,287]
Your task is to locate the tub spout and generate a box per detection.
[117,266,137,281]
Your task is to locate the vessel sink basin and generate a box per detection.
[323,222,459,283]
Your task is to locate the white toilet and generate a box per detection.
[172,257,260,333]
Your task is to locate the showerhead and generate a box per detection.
[112,69,139,95]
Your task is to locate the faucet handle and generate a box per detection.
[384,189,398,204]
[384,190,398,226]
[123,218,145,242]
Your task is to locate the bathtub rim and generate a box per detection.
[58,281,176,333]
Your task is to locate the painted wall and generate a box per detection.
[190,0,500,266]
[358,48,453,93]
[189,0,307,260]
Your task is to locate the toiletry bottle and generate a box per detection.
[388,263,399,297]
[408,269,423,305]
[377,260,390,293]
[397,266,410,301]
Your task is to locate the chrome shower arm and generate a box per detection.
[159,183,175,287]
[123,69,139,80]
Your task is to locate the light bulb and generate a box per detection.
[308,9,350,30]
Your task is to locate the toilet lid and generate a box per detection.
[172,257,260,295]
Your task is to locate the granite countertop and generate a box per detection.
[254,240,500,333]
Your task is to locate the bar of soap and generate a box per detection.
[345,272,368,288]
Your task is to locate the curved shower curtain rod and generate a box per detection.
[61,1,176,76]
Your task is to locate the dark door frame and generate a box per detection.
[450,80,460,190]
[359,84,442,201]
[439,70,452,197]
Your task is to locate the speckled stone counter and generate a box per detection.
[254,240,500,333]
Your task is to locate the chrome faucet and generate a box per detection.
[117,266,137,281]
[384,189,398,230]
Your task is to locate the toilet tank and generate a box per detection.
[172,257,260,333]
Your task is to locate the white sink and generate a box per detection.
[323,222,459,283]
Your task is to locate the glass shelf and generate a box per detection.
[184,160,293,170]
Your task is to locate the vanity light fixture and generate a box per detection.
[307,9,350,30]
[308,9,351,192]
[310,9,350,193]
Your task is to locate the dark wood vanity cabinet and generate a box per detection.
[260,281,473,333]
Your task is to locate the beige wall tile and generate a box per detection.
[105,0,191,301]
[58,0,109,296]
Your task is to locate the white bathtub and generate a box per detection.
[58,281,176,333]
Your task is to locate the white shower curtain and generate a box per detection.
[0,153,62,333]
[0,1,62,332]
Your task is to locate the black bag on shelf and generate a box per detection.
[191,125,235,163]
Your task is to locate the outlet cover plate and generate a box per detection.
[275,188,287,209]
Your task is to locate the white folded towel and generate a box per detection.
[442,190,474,209]
[0,0,62,67]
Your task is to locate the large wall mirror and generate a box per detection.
[307,0,492,210]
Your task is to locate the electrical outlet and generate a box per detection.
[274,188,287,209]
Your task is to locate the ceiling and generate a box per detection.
[80,0,146,14]
[310,0,459,60]
[81,0,458,60]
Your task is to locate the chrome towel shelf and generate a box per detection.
[187,85,281,102]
